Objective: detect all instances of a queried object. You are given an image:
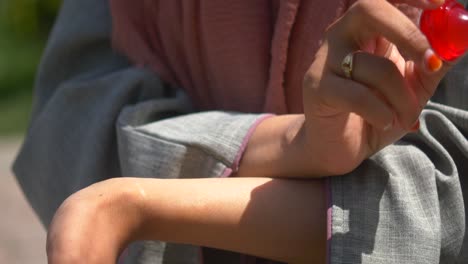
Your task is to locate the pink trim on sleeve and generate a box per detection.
[198,247,204,264]
[219,114,275,178]
[326,177,332,264]
[117,247,129,264]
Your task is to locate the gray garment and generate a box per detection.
[330,102,468,264]
[12,0,468,264]
[12,0,265,263]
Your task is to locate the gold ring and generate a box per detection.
[341,52,356,79]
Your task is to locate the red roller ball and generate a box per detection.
[420,0,468,61]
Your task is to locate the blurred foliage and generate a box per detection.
[0,92,33,134]
[0,0,62,135]
[0,29,44,99]
[0,0,61,36]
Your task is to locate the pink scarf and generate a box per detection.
[110,1,420,114]
[110,0,351,114]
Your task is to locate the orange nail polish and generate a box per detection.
[425,50,443,72]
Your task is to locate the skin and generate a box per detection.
[47,0,458,263]
[237,0,453,179]
[47,178,326,264]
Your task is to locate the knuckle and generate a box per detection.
[303,65,322,94]
[304,46,327,88]
[349,0,374,20]
[342,0,379,39]
[303,71,317,94]
[303,70,315,89]
[303,70,322,104]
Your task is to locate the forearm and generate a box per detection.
[129,177,326,263]
[47,177,327,264]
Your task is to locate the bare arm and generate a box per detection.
[47,177,326,264]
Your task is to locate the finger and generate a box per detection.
[352,51,420,129]
[372,37,407,73]
[310,73,394,130]
[405,57,451,107]
[390,0,445,9]
[332,0,432,68]
[327,0,448,108]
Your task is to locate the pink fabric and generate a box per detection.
[109,1,420,264]
[222,114,275,178]
[109,3,349,262]
[110,0,350,114]
[326,177,333,264]
[109,1,419,115]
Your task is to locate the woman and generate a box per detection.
[14,0,468,263]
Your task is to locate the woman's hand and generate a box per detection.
[46,179,142,264]
[299,0,452,175]
[238,0,452,179]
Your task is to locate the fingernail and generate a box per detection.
[424,49,443,72]
[430,0,445,6]
[410,119,420,132]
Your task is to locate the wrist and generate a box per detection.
[47,178,142,263]
[236,114,321,178]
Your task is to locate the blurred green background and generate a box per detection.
[0,0,61,136]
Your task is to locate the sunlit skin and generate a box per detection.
[46,0,468,263]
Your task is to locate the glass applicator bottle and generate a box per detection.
[420,0,468,61]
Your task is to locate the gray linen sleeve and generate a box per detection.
[11,1,268,263]
[329,57,468,263]
[329,3,468,262]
